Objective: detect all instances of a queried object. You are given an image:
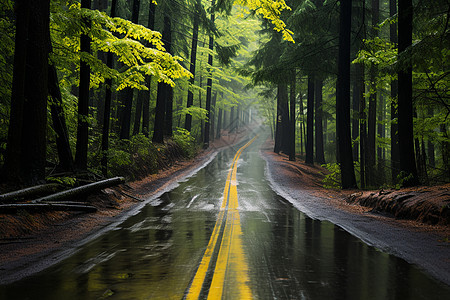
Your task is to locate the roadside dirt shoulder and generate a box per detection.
[260,140,450,239]
[0,128,251,283]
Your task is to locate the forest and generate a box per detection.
[0,0,448,191]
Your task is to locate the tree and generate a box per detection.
[4,0,50,184]
[315,78,325,164]
[204,0,216,148]
[74,0,92,171]
[305,76,314,164]
[390,0,400,182]
[397,0,419,186]
[336,0,357,189]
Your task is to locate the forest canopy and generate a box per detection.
[0,0,448,190]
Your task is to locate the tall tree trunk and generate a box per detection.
[210,91,217,142]
[352,65,360,161]
[119,0,140,139]
[315,79,325,164]
[397,0,419,186]
[3,0,31,182]
[305,75,314,164]
[216,107,222,139]
[427,108,435,167]
[367,0,379,186]
[101,0,117,176]
[48,62,74,172]
[119,88,133,139]
[184,0,200,132]
[204,0,215,148]
[142,1,156,137]
[75,0,92,171]
[280,86,290,153]
[439,124,450,179]
[390,0,400,183]
[22,0,50,184]
[289,73,296,161]
[152,15,172,143]
[377,94,385,182]
[336,0,357,189]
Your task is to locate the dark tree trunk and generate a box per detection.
[133,92,143,136]
[427,109,435,167]
[21,0,50,184]
[210,91,217,142]
[280,85,290,154]
[336,0,357,189]
[119,88,133,139]
[152,81,166,143]
[289,74,296,161]
[152,15,172,143]
[101,0,117,176]
[229,106,235,133]
[359,64,367,188]
[3,0,31,182]
[75,0,92,171]
[142,1,156,137]
[377,94,385,182]
[305,75,314,164]
[119,0,140,139]
[48,63,74,172]
[204,0,215,148]
[397,0,419,186]
[367,0,379,186]
[315,78,325,164]
[352,65,360,161]
[184,0,200,132]
[164,86,174,137]
[216,108,222,139]
[439,124,450,179]
[390,0,400,183]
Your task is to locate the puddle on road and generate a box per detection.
[1,138,449,299]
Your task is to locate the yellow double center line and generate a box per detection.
[186,136,257,300]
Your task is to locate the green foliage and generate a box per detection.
[173,128,198,158]
[107,134,159,180]
[321,163,341,189]
[46,176,77,187]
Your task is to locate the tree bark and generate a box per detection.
[397,0,419,186]
[142,0,156,137]
[204,0,215,148]
[305,75,314,164]
[48,63,74,172]
[336,0,357,189]
[32,177,125,203]
[3,0,31,182]
[289,74,296,161]
[315,78,325,164]
[153,15,172,143]
[75,0,92,171]
[21,0,50,184]
[390,0,400,183]
[367,0,379,186]
[101,0,117,176]
[119,0,140,140]
[184,0,200,132]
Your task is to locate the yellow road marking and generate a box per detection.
[186,136,257,300]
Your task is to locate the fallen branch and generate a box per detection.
[0,184,62,203]
[32,177,125,203]
[0,203,98,213]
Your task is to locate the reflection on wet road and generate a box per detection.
[1,134,450,299]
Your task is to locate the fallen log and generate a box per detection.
[32,177,125,203]
[0,203,97,213]
[0,183,62,203]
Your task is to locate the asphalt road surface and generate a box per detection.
[1,134,449,299]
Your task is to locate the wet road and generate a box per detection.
[1,134,450,299]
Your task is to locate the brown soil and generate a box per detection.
[260,139,450,239]
[0,128,251,267]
